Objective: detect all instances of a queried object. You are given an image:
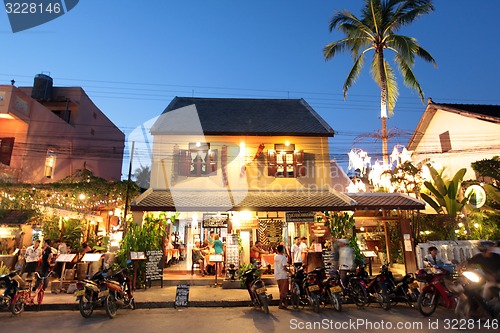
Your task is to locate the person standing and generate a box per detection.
[274,244,289,309]
[24,239,42,276]
[40,239,53,277]
[291,237,304,269]
[213,234,224,277]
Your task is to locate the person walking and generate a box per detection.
[274,244,289,309]
[213,234,224,277]
[24,239,42,277]
[40,239,53,277]
[338,239,354,284]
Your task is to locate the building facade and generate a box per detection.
[0,74,125,183]
[407,99,500,180]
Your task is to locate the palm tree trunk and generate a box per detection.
[378,49,389,165]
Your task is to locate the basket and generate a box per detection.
[415,268,432,282]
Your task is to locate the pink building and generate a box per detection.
[0,74,124,183]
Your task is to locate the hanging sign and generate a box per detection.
[465,185,487,208]
[202,213,229,228]
[285,211,315,223]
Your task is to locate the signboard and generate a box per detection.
[286,211,315,223]
[81,253,103,262]
[175,284,190,307]
[209,254,224,262]
[202,213,229,228]
[259,219,284,244]
[56,254,76,262]
[130,252,146,260]
[145,250,164,282]
[465,185,487,208]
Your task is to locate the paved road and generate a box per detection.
[1,304,496,333]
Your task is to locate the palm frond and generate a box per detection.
[323,38,355,60]
[370,54,398,114]
[386,34,418,65]
[416,45,437,67]
[394,54,424,102]
[343,53,365,99]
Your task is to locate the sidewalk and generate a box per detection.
[34,283,281,311]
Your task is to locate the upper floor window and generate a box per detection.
[178,142,218,177]
[267,143,306,178]
[439,131,452,152]
[0,137,14,166]
[44,150,57,178]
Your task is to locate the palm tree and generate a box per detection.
[324,0,437,164]
[133,164,151,189]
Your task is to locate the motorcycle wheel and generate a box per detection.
[376,289,391,311]
[309,292,320,313]
[105,293,118,319]
[290,283,300,309]
[350,281,368,308]
[328,290,342,312]
[10,296,24,316]
[406,288,420,308]
[455,298,471,319]
[79,295,94,318]
[129,297,136,310]
[418,290,438,316]
[258,293,269,314]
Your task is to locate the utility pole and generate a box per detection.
[123,141,135,237]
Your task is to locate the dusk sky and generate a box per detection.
[1,0,499,178]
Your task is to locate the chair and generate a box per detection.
[191,249,201,275]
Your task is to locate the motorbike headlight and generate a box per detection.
[463,271,481,283]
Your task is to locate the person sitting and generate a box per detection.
[250,241,268,265]
[423,246,448,267]
[192,241,206,276]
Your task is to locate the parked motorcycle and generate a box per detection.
[382,265,420,308]
[75,269,110,318]
[323,268,342,312]
[242,266,271,314]
[416,264,459,316]
[454,269,500,319]
[357,264,390,310]
[0,271,24,312]
[105,263,136,318]
[338,264,369,308]
[302,266,324,313]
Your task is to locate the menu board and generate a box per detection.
[145,250,164,282]
[202,213,229,228]
[175,284,190,307]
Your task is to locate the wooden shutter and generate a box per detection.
[267,150,277,177]
[208,149,218,174]
[221,146,228,186]
[178,149,191,176]
[0,137,14,166]
[294,150,306,177]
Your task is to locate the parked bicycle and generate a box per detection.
[9,271,55,315]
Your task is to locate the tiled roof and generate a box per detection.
[435,103,500,120]
[130,190,425,212]
[152,97,335,136]
[131,189,356,212]
[346,193,425,210]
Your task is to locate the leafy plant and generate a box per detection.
[62,218,84,252]
[420,164,471,239]
[41,215,61,242]
[237,262,257,288]
[0,261,10,275]
[321,212,363,264]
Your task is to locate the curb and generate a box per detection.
[32,299,281,311]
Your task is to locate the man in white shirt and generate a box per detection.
[291,237,304,269]
[24,239,42,276]
[274,244,289,309]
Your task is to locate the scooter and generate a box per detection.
[357,264,391,310]
[416,264,459,316]
[302,267,324,313]
[0,271,24,311]
[106,262,136,318]
[382,265,420,308]
[323,268,342,312]
[455,269,500,319]
[242,266,271,314]
[75,269,110,318]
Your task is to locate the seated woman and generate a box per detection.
[192,241,206,276]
